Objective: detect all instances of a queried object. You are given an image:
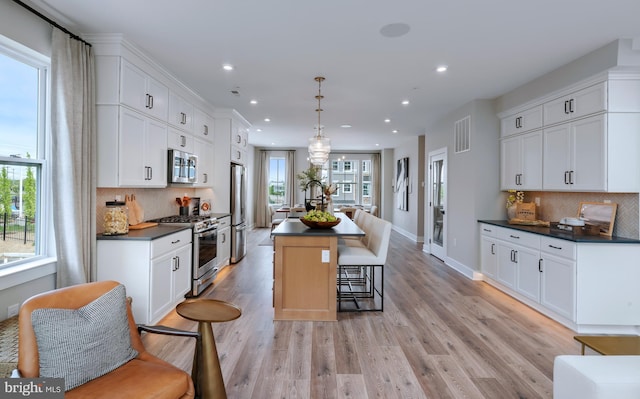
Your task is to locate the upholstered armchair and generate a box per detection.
[18,280,196,399]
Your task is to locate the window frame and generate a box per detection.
[0,34,53,273]
[268,155,287,206]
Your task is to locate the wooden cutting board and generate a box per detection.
[128,222,159,230]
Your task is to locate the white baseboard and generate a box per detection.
[391,225,418,242]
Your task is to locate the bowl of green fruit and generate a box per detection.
[300,210,341,229]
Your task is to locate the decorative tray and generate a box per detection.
[299,217,341,229]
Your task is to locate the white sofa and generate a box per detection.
[554,355,640,399]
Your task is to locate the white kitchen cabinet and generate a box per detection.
[501,105,543,137]
[230,125,248,165]
[543,114,606,191]
[500,130,543,190]
[480,222,640,333]
[117,107,168,187]
[167,126,194,153]
[150,242,191,323]
[217,216,231,269]
[480,233,497,279]
[193,137,213,187]
[97,228,192,324]
[194,107,214,142]
[120,59,168,121]
[543,82,607,126]
[168,91,194,131]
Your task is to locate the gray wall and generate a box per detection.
[391,137,425,241]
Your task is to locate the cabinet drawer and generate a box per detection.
[217,216,231,228]
[479,223,498,238]
[151,229,192,258]
[540,237,576,260]
[497,228,540,249]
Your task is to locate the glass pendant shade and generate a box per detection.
[308,135,331,166]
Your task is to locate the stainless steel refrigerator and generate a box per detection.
[230,163,247,263]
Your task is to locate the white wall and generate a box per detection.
[423,99,501,277]
[391,137,425,242]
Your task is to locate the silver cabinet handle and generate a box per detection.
[204,125,209,135]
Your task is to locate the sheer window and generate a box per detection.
[0,41,49,269]
[268,157,286,205]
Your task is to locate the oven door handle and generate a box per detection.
[197,268,219,286]
[197,227,218,238]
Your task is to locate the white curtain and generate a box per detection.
[255,150,271,227]
[371,153,381,209]
[51,28,96,286]
[286,150,296,206]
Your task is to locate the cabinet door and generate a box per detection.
[500,136,521,190]
[145,118,168,187]
[501,106,543,137]
[540,253,575,320]
[515,246,541,302]
[571,114,606,191]
[150,251,174,323]
[145,76,169,121]
[217,227,231,268]
[194,107,213,142]
[168,127,194,152]
[544,82,606,126]
[496,242,517,289]
[172,244,192,301]
[169,92,194,130]
[118,108,148,186]
[480,236,497,279]
[120,60,168,121]
[193,138,213,187]
[543,124,572,190]
[520,131,543,190]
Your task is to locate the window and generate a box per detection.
[0,38,49,269]
[322,156,375,207]
[268,157,286,205]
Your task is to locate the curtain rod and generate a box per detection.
[13,0,92,47]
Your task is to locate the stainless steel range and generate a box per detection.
[149,214,218,296]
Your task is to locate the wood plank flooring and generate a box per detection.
[141,227,579,399]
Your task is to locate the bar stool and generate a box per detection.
[176,298,242,399]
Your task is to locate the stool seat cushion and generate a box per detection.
[554,355,640,399]
[338,246,380,265]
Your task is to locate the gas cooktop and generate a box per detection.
[148,214,218,232]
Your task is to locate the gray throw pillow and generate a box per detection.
[31,284,138,391]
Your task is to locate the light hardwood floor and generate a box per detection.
[142,227,579,399]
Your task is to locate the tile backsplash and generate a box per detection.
[520,191,639,239]
[97,187,197,234]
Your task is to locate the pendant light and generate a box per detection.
[308,76,331,166]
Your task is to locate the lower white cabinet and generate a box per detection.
[97,228,192,324]
[480,222,640,333]
[217,216,231,269]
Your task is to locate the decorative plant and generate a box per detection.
[506,190,524,208]
[296,166,323,191]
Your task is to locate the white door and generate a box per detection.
[428,148,447,260]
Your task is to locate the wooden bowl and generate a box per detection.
[299,217,341,229]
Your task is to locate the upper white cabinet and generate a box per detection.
[168,91,194,131]
[120,59,168,121]
[230,125,249,165]
[543,82,607,126]
[501,105,543,137]
[499,72,640,193]
[194,107,214,142]
[193,137,214,187]
[167,126,194,153]
[500,130,543,190]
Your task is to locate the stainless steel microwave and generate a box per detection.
[168,149,198,184]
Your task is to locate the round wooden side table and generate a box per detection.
[176,298,242,399]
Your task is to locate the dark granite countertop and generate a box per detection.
[272,213,365,237]
[478,220,640,244]
[97,225,191,241]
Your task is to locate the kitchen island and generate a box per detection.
[271,213,364,321]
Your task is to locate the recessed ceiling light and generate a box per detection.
[264,118,271,122]
[384,118,391,123]
[392,130,399,134]
[340,124,352,128]
[401,100,410,106]
[375,143,380,146]
[250,99,258,105]
[256,128,262,132]
[271,142,275,146]
[436,65,448,72]
[222,64,234,71]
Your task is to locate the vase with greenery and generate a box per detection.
[297,166,325,211]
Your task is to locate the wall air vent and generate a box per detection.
[454,116,471,153]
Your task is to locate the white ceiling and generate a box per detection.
[28,0,640,151]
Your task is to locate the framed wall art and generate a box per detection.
[577,201,617,236]
[396,157,409,211]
